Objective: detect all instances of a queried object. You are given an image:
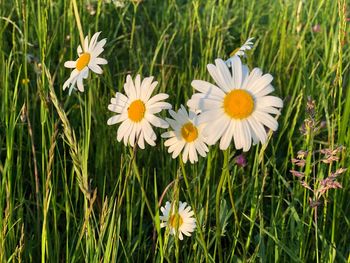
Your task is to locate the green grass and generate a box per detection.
[1,0,350,262]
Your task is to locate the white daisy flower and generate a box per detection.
[63,31,107,93]
[187,56,283,151]
[160,201,196,240]
[225,37,254,66]
[107,74,171,149]
[161,105,209,164]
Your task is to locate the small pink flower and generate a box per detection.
[235,154,247,168]
[312,24,321,33]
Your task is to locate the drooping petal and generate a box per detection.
[76,75,84,92]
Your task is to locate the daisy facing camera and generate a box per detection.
[187,56,283,151]
[107,74,172,149]
[160,201,196,240]
[161,105,209,164]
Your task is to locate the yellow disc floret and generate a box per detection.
[76,53,91,71]
[169,214,184,228]
[181,122,198,142]
[223,89,254,119]
[128,99,146,122]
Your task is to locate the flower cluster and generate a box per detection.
[63,35,284,240]
[63,35,283,162]
[101,38,282,163]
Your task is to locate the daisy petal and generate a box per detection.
[230,55,243,89]
[207,62,231,93]
[89,63,103,74]
[64,61,76,68]
[191,80,226,98]
[254,111,279,131]
[76,76,84,92]
[95,57,108,65]
[146,114,169,128]
[107,114,127,125]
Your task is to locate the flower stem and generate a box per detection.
[71,0,85,51]
[215,148,229,262]
[314,206,319,263]
[179,157,210,261]
[131,148,154,219]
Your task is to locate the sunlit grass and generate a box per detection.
[0,0,349,262]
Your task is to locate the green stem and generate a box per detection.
[215,149,229,262]
[179,157,209,261]
[227,165,240,237]
[130,3,138,49]
[314,206,319,263]
[71,0,85,50]
[131,149,154,219]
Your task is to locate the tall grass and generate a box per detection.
[0,0,349,262]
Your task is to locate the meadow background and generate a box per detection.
[1,0,350,262]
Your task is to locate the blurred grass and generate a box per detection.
[0,0,350,262]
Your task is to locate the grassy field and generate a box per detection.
[1,0,350,262]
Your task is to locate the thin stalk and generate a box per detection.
[129,3,138,49]
[131,148,154,219]
[152,177,180,257]
[71,0,85,51]
[179,157,210,262]
[174,176,180,263]
[226,165,240,248]
[117,146,138,215]
[314,206,319,263]
[215,149,229,263]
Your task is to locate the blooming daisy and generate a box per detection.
[225,37,254,66]
[161,105,209,164]
[63,31,107,93]
[160,201,196,240]
[107,74,171,149]
[187,56,283,151]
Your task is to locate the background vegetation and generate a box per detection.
[0,0,349,262]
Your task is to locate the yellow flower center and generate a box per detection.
[169,214,183,229]
[76,53,91,71]
[223,89,254,119]
[128,99,146,122]
[181,122,198,142]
